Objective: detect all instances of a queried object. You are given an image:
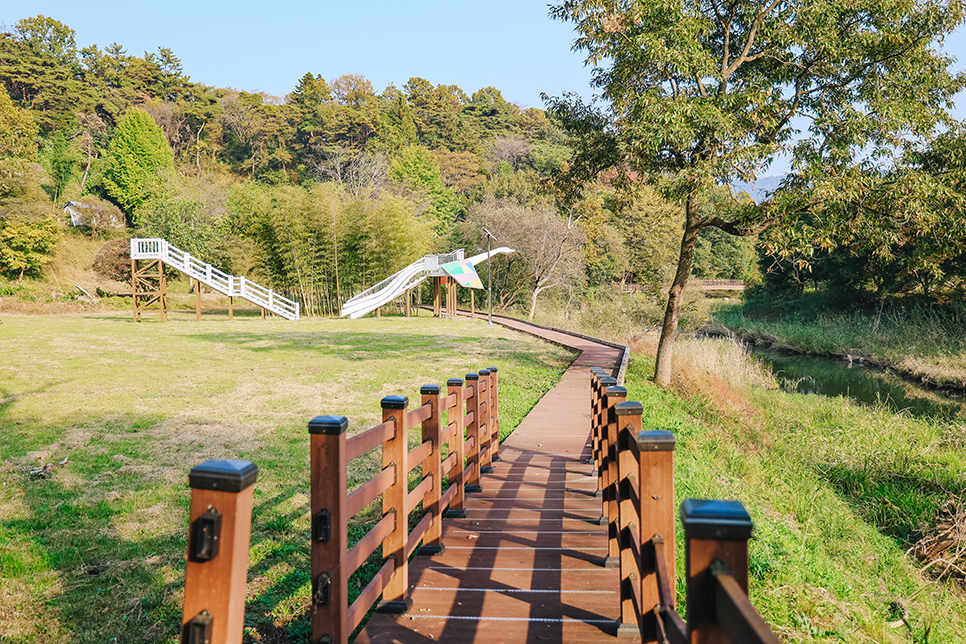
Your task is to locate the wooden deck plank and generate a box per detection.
[356,320,634,643]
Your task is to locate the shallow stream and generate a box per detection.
[750,348,966,421]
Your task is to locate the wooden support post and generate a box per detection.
[195,279,201,321]
[181,459,258,644]
[228,296,233,321]
[131,259,138,323]
[377,395,412,613]
[444,378,467,518]
[596,376,617,512]
[477,370,493,474]
[603,385,627,569]
[464,373,482,493]
[308,415,349,644]
[589,368,608,474]
[625,406,676,643]
[433,277,442,317]
[486,366,500,461]
[419,385,445,555]
[406,289,411,318]
[682,499,753,644]
[470,290,475,319]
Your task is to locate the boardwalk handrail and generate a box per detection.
[589,369,780,644]
[306,368,500,644]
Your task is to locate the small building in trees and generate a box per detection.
[62,201,125,229]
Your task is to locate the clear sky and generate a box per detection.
[6,1,966,129]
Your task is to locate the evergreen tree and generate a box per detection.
[102,108,174,214]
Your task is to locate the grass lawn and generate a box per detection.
[0,312,575,643]
[624,337,966,643]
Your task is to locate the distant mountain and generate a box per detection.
[731,176,784,203]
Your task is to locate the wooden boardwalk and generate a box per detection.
[357,320,630,643]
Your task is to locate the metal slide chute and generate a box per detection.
[339,247,514,319]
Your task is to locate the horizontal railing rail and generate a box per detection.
[589,369,780,644]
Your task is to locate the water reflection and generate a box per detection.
[750,349,966,421]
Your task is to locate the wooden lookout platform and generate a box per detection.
[357,322,628,643]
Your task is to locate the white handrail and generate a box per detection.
[130,238,300,320]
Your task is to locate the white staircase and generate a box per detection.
[130,238,300,320]
[340,247,515,319]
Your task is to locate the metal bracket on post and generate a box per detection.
[183,609,213,644]
[191,508,222,562]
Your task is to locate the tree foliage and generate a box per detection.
[102,108,174,213]
[549,0,966,385]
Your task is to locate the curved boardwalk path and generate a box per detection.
[358,317,631,643]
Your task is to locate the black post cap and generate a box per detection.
[465,373,479,381]
[614,401,644,416]
[479,369,490,376]
[605,386,627,397]
[636,430,675,451]
[591,366,607,373]
[308,415,348,435]
[486,366,498,373]
[189,460,258,492]
[447,378,464,387]
[680,499,753,541]
[599,377,618,387]
[420,384,441,395]
[381,395,409,409]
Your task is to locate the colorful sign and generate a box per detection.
[440,260,484,289]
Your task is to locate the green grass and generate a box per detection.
[0,312,575,643]
[622,344,966,643]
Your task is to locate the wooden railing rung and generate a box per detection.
[406,474,434,515]
[347,559,394,631]
[652,536,675,611]
[463,410,475,427]
[347,467,394,518]
[464,434,475,453]
[659,609,688,644]
[440,480,457,511]
[441,392,458,410]
[407,402,433,425]
[346,513,395,575]
[408,438,433,468]
[713,563,781,644]
[407,511,433,557]
[441,452,458,477]
[347,420,395,462]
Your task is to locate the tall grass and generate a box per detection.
[715,302,966,389]
[622,337,966,643]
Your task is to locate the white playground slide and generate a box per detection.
[339,247,515,319]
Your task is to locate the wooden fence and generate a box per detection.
[590,369,780,644]
[177,367,500,644]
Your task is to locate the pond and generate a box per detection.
[750,348,966,421]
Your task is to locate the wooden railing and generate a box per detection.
[590,370,780,644]
[304,367,498,644]
[176,368,499,644]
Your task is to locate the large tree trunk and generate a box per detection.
[654,192,702,387]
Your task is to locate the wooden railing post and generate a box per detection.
[307,415,349,644]
[596,376,617,508]
[464,373,482,493]
[419,385,445,556]
[681,499,753,644]
[181,459,258,644]
[603,385,627,568]
[478,369,493,473]
[444,377,468,518]
[486,366,500,461]
[635,426,676,643]
[377,395,412,613]
[589,368,608,472]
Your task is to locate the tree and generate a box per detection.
[467,195,585,319]
[102,108,174,213]
[0,91,38,159]
[548,0,965,386]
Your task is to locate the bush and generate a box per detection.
[92,237,132,282]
